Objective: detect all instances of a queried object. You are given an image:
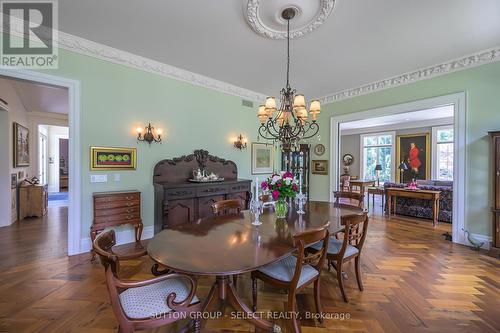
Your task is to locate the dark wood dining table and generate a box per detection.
[148,201,365,332]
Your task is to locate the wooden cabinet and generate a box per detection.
[19,184,47,219]
[91,190,143,258]
[281,144,310,196]
[490,131,500,257]
[153,150,251,233]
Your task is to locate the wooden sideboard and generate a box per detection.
[19,183,48,219]
[490,131,500,257]
[153,150,251,233]
[91,190,143,258]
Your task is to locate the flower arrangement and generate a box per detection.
[261,171,299,200]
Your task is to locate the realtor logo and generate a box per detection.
[1,0,58,68]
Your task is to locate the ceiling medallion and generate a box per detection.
[245,0,335,39]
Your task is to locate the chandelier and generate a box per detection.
[257,8,321,151]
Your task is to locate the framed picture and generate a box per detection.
[312,160,328,175]
[13,122,29,167]
[396,133,430,182]
[90,146,137,170]
[313,144,326,156]
[251,142,274,174]
[11,173,17,189]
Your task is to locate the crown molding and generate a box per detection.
[0,14,267,102]
[28,110,68,120]
[318,46,500,105]
[56,32,267,102]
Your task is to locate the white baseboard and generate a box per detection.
[467,233,492,250]
[80,225,154,253]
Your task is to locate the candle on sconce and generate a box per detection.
[136,127,142,134]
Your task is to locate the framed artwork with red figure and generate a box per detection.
[396,133,430,182]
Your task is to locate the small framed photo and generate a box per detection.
[11,173,17,189]
[90,146,137,170]
[312,160,328,175]
[251,142,274,174]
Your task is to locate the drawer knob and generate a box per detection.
[126,202,133,206]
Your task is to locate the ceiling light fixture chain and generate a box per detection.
[256,8,321,152]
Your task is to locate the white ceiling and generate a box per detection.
[9,79,68,114]
[340,105,454,133]
[58,0,500,100]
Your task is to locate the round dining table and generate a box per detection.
[148,201,364,332]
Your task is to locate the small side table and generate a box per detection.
[367,186,385,210]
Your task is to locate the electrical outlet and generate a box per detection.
[90,174,107,183]
[114,174,120,182]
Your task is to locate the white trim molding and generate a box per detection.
[319,47,500,104]
[330,93,467,246]
[0,15,267,102]
[0,68,82,256]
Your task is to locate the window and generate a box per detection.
[432,125,454,181]
[360,132,395,183]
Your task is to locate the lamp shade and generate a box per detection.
[265,96,276,110]
[398,162,408,170]
[375,164,383,171]
[257,105,266,117]
[293,94,306,108]
[296,106,307,119]
[309,100,321,113]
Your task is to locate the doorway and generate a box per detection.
[0,69,81,255]
[330,93,466,246]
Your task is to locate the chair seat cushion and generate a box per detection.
[119,277,198,319]
[258,255,318,287]
[310,238,359,258]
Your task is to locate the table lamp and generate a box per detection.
[398,162,408,184]
[375,164,382,187]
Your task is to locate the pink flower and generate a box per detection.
[272,190,279,200]
[277,181,282,187]
[292,184,298,191]
[283,171,293,179]
[261,181,268,189]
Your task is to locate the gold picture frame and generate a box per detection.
[312,160,328,175]
[90,146,137,170]
[13,122,29,167]
[396,133,430,182]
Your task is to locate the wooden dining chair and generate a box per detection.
[251,222,330,333]
[333,191,365,210]
[93,230,202,333]
[211,199,243,216]
[340,174,351,192]
[308,212,369,302]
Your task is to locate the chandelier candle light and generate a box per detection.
[256,8,321,151]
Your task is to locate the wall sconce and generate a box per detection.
[136,123,162,144]
[233,134,248,150]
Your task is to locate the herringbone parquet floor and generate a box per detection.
[0,204,498,333]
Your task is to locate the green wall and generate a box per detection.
[309,61,500,236]
[38,48,275,237]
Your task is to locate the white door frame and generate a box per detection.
[0,68,82,255]
[38,131,48,185]
[330,92,467,246]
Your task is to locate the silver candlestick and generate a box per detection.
[295,192,307,214]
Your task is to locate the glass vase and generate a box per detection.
[275,198,289,219]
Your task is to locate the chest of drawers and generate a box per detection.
[91,190,143,258]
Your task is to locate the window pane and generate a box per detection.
[363,147,377,179]
[378,135,392,145]
[364,136,377,146]
[378,147,392,182]
[437,129,453,143]
[437,142,453,180]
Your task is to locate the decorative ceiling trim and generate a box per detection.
[318,46,500,105]
[245,0,335,39]
[57,32,267,102]
[0,15,267,102]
